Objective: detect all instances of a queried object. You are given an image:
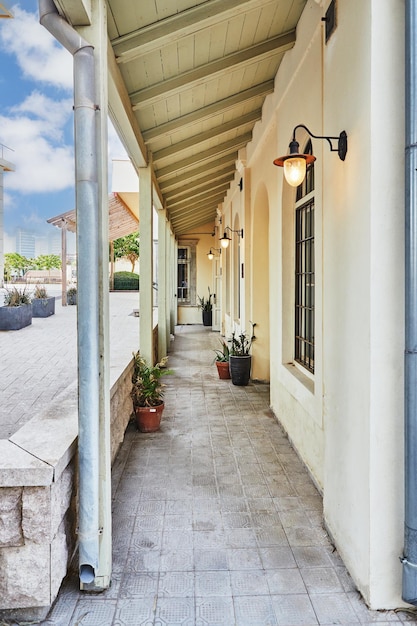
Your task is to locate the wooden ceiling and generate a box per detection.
[59,0,307,235]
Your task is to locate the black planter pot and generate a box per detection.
[202,310,212,326]
[0,304,32,330]
[229,355,252,386]
[32,297,55,318]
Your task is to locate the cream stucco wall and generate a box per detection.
[225,0,405,610]
[322,0,405,608]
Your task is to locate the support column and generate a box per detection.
[61,220,67,305]
[165,223,171,350]
[172,235,178,332]
[158,209,167,360]
[139,164,154,364]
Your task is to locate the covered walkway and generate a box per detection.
[43,326,408,625]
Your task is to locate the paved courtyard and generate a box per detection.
[36,325,417,625]
[0,288,140,439]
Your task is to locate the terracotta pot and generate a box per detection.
[134,402,164,432]
[216,361,231,379]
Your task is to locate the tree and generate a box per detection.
[4,253,33,279]
[113,232,139,272]
[33,254,62,271]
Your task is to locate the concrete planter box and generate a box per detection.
[32,297,55,318]
[0,304,32,330]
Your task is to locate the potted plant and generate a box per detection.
[0,286,32,330]
[228,322,256,386]
[213,339,231,379]
[32,284,55,318]
[198,287,213,326]
[67,286,77,305]
[131,351,172,432]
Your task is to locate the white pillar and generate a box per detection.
[158,209,167,360]
[172,235,178,331]
[61,221,67,305]
[139,164,154,364]
[165,223,171,350]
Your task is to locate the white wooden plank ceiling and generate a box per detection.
[63,0,308,234]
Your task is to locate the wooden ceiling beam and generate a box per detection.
[156,133,251,179]
[152,110,261,163]
[141,81,274,138]
[159,157,236,191]
[130,31,295,108]
[169,195,225,221]
[112,0,277,62]
[164,171,234,201]
[168,185,230,212]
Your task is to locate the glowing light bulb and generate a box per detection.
[283,157,306,187]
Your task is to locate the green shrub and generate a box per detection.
[112,271,139,291]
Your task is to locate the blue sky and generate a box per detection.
[0,2,126,251]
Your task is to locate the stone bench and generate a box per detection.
[0,358,134,621]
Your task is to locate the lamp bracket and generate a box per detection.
[225,226,244,238]
[292,124,347,161]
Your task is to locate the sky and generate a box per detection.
[0,1,127,251]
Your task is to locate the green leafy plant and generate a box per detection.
[131,352,172,407]
[213,339,230,362]
[198,286,213,312]
[112,271,139,291]
[229,321,257,356]
[67,286,77,305]
[33,285,49,299]
[3,286,31,307]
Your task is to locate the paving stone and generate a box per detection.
[234,595,278,626]
[37,325,393,625]
[195,571,231,596]
[195,596,235,625]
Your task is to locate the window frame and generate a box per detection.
[177,240,197,306]
[294,140,315,374]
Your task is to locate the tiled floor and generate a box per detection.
[43,326,416,625]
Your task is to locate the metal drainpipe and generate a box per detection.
[39,0,100,585]
[403,0,417,605]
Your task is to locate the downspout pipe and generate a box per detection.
[39,0,100,585]
[403,0,417,605]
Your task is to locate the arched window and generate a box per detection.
[294,139,315,373]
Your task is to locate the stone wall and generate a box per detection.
[0,358,134,620]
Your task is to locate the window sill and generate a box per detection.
[283,362,314,395]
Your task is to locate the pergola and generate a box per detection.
[47,192,138,302]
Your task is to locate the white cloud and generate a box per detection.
[0,92,74,193]
[0,4,73,91]
[0,4,130,198]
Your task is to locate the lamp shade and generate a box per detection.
[220,233,231,249]
[273,138,316,187]
[207,250,214,260]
